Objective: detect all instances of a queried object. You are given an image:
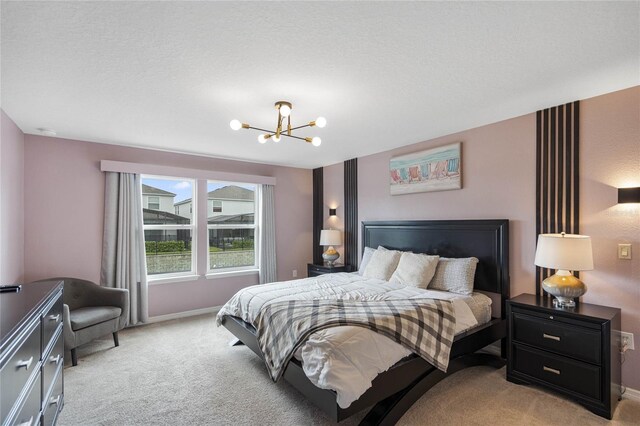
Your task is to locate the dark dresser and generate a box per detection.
[307,263,352,277]
[507,293,621,419]
[1,280,64,426]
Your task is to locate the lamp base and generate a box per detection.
[322,246,340,267]
[541,270,586,309]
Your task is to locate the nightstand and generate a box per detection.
[506,293,621,419]
[307,263,351,277]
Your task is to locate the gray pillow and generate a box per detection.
[428,257,479,295]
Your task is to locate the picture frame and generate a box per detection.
[389,142,462,195]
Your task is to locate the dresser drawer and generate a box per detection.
[512,312,601,364]
[13,372,41,426]
[0,320,41,424]
[42,367,63,426]
[42,329,64,398]
[512,344,601,401]
[42,292,63,352]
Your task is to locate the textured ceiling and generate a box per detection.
[1,2,638,169]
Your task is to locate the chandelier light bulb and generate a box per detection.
[272,135,282,143]
[315,117,327,128]
[279,104,291,117]
[311,137,322,147]
[258,134,268,144]
[229,119,242,131]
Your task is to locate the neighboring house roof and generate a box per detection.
[142,184,176,197]
[208,185,254,200]
[208,213,255,224]
[174,185,255,206]
[143,208,190,224]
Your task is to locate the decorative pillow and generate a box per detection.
[428,257,479,295]
[358,247,376,275]
[363,249,402,281]
[389,252,440,289]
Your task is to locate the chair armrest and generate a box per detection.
[90,286,130,328]
[90,285,129,311]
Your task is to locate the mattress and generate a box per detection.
[218,272,492,408]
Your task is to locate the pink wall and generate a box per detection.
[581,87,640,391]
[323,161,346,261]
[324,86,640,389]
[23,135,312,316]
[1,110,25,284]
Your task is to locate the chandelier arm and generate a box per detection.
[287,123,312,132]
[247,126,278,134]
[281,133,312,142]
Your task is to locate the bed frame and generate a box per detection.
[221,219,510,425]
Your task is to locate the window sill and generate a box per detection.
[206,269,259,279]
[147,274,201,285]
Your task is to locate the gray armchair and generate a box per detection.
[35,277,129,366]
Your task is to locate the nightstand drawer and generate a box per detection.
[512,344,601,401]
[512,312,601,364]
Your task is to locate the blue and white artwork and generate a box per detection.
[389,142,462,195]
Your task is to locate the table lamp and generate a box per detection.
[320,229,342,266]
[534,232,594,308]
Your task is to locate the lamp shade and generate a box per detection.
[534,233,594,271]
[319,229,341,246]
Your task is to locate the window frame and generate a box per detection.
[206,181,259,274]
[141,175,197,281]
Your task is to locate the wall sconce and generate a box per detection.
[329,208,337,216]
[618,187,640,204]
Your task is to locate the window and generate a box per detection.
[142,176,195,278]
[148,196,160,210]
[207,181,257,272]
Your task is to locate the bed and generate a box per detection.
[219,219,510,425]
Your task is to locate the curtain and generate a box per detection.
[259,184,277,284]
[100,172,149,325]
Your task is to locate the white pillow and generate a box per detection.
[363,249,402,281]
[358,247,376,275]
[389,252,440,289]
[428,257,479,295]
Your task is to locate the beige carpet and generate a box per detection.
[59,314,640,425]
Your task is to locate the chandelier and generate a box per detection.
[230,101,326,146]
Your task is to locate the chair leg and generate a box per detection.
[71,348,78,366]
[113,331,119,347]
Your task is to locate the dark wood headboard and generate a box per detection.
[361,220,510,316]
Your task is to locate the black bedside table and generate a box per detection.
[506,293,621,419]
[307,263,351,277]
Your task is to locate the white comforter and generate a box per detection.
[218,273,490,408]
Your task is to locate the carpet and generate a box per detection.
[59,314,640,425]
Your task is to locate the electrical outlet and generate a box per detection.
[292,269,298,278]
[621,331,635,351]
[618,244,632,260]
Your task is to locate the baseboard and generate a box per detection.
[623,385,640,402]
[146,306,221,324]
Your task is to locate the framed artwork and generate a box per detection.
[390,142,462,195]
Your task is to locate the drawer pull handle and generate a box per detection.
[543,366,561,375]
[48,314,61,322]
[16,356,34,370]
[543,333,560,342]
[17,416,33,426]
[49,395,61,406]
[49,354,62,365]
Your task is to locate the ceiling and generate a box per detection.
[1,2,638,169]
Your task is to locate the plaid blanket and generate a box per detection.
[255,298,456,382]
